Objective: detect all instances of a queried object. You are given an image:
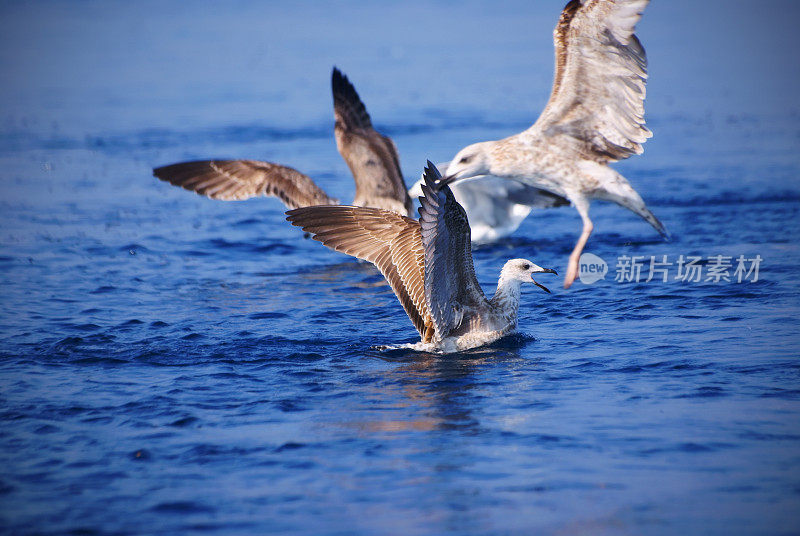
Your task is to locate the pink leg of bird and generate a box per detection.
[564,201,593,289]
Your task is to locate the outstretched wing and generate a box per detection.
[332,68,413,215]
[285,205,432,341]
[153,160,337,209]
[417,162,487,339]
[528,0,651,162]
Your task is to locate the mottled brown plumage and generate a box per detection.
[332,68,414,216]
[153,68,412,216]
[153,160,336,208]
[534,0,651,161]
[287,204,432,341]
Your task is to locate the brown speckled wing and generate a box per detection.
[531,0,651,162]
[286,205,432,341]
[153,160,337,209]
[331,68,413,216]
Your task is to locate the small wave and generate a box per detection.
[274,442,306,453]
[150,501,214,514]
[638,442,733,456]
[247,312,288,320]
[183,249,213,257]
[183,444,267,459]
[281,352,325,362]
[169,416,199,427]
[759,388,800,400]
[117,319,145,328]
[181,332,204,341]
[89,285,116,294]
[69,323,102,332]
[566,361,606,371]
[233,217,262,226]
[250,243,296,254]
[119,243,151,254]
[674,386,728,398]
[201,238,296,255]
[51,333,118,356]
[274,398,307,413]
[72,356,129,365]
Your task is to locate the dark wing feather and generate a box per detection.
[417,162,487,339]
[153,160,337,209]
[331,68,413,215]
[286,205,432,341]
[529,0,651,162]
[504,183,570,208]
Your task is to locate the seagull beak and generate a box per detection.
[531,267,557,293]
[441,170,460,185]
[532,280,551,293]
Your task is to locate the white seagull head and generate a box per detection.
[502,258,557,293]
[445,141,494,182]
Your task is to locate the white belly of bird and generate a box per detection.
[439,320,518,353]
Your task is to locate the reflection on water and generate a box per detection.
[348,337,533,434]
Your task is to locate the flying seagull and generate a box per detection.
[286,162,556,353]
[153,68,413,216]
[442,0,667,288]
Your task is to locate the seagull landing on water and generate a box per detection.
[153,68,413,216]
[442,0,668,289]
[286,162,556,353]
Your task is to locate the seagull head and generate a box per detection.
[444,142,493,184]
[505,258,558,293]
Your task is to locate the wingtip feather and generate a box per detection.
[331,67,372,130]
[422,161,442,190]
[331,66,346,90]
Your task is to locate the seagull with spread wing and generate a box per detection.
[153,67,562,247]
[153,68,413,216]
[442,0,667,289]
[286,162,556,353]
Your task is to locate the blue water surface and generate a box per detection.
[1,1,799,534]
